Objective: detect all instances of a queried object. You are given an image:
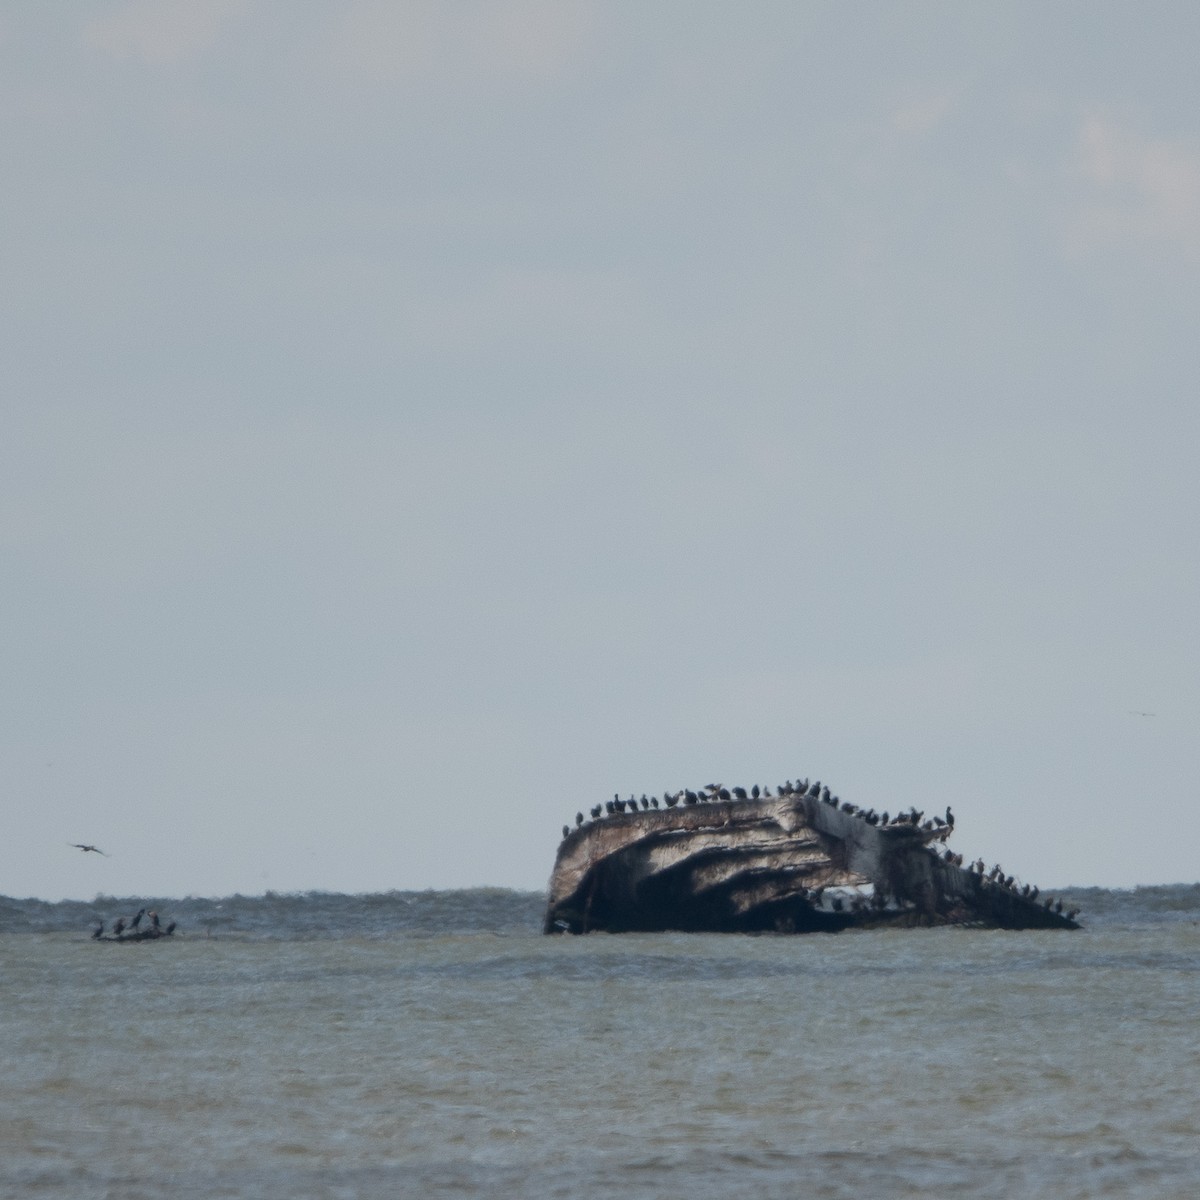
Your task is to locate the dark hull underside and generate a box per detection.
[544,794,1078,935]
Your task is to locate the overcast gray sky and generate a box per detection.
[4,1,1197,901]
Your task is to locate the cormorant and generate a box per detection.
[665,793,679,807]
[717,788,731,801]
[130,908,145,931]
[591,805,602,819]
[650,797,659,808]
[732,787,747,800]
[751,785,760,799]
[640,796,650,810]
[562,825,570,839]
[114,918,125,937]
[945,806,954,827]
[685,790,698,804]
[70,843,109,856]
[575,812,584,826]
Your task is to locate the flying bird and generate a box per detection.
[1128,710,1156,717]
[70,843,109,856]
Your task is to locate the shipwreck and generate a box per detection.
[545,781,1079,934]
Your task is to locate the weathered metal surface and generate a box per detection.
[545,790,1079,934]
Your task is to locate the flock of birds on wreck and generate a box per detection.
[558,778,1079,922]
[91,907,177,941]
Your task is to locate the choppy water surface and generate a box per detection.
[2,887,1198,1199]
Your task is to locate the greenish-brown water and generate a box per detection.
[2,887,1198,1198]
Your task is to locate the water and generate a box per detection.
[2,886,1199,1198]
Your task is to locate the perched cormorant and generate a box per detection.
[562,825,570,839]
[751,785,760,799]
[130,908,145,931]
[576,812,584,826]
[717,788,731,801]
[114,918,125,937]
[665,793,679,807]
[591,805,602,819]
[685,790,698,804]
[732,787,747,800]
[945,806,954,827]
[650,797,659,808]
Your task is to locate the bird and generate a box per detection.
[149,911,160,930]
[945,806,954,827]
[91,921,104,939]
[130,908,145,931]
[113,917,126,937]
[562,825,570,839]
[575,811,584,826]
[751,785,760,799]
[1128,710,1155,717]
[70,843,109,856]
[165,921,176,935]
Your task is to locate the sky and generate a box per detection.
[4,1,1198,901]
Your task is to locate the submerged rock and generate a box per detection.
[544,790,1078,934]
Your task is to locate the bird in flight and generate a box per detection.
[1128,710,1156,717]
[70,843,109,856]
